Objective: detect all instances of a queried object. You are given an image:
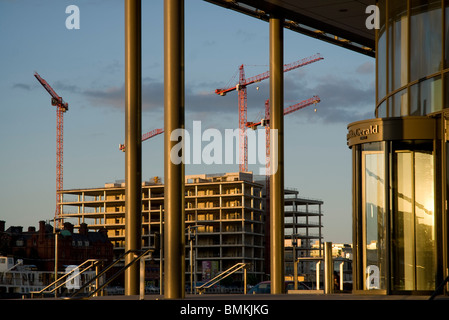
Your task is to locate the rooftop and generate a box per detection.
[205,0,375,57]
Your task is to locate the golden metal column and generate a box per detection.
[124,0,142,296]
[269,14,285,294]
[164,0,185,299]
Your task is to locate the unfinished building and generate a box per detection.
[59,172,324,286]
[59,172,265,285]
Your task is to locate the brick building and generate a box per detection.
[0,220,113,272]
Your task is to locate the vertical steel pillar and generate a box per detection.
[124,0,142,296]
[164,0,185,299]
[159,205,164,295]
[441,113,448,296]
[324,242,334,294]
[269,14,285,294]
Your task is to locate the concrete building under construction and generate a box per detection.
[58,172,323,285]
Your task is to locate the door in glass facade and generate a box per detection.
[362,142,386,290]
[392,143,436,291]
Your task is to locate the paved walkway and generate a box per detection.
[83,292,446,300]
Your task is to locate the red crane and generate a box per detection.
[119,128,164,151]
[34,72,69,228]
[246,95,321,129]
[215,53,324,172]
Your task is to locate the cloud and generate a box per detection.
[82,77,237,117]
[83,85,125,109]
[37,65,374,126]
[356,61,375,74]
[281,71,375,124]
[53,81,81,94]
[12,83,31,91]
[81,77,163,112]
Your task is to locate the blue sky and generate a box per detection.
[0,0,374,243]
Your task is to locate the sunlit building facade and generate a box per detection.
[59,172,265,284]
[347,0,449,294]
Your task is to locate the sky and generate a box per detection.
[0,0,375,243]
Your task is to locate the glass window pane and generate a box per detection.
[388,96,393,117]
[378,28,387,100]
[445,4,449,68]
[391,143,436,292]
[445,73,449,110]
[391,89,409,116]
[377,100,387,118]
[377,1,387,101]
[389,1,408,91]
[410,0,442,81]
[362,143,386,290]
[410,76,442,115]
[392,151,414,291]
[410,84,420,115]
[414,151,435,290]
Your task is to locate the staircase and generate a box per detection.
[196,262,249,294]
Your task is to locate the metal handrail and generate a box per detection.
[30,259,103,298]
[196,262,248,294]
[68,248,153,299]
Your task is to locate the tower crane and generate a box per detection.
[246,95,321,129]
[215,53,324,172]
[34,72,69,228]
[119,128,164,151]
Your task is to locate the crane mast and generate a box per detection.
[34,72,68,228]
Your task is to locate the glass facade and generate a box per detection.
[362,142,386,290]
[391,142,435,291]
[353,139,438,293]
[376,0,447,117]
[349,0,448,296]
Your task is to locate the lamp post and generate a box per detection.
[292,234,298,290]
[187,225,200,294]
[159,205,164,295]
[52,218,62,298]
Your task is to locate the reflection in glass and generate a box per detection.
[377,100,386,118]
[445,73,449,110]
[392,145,435,291]
[389,1,408,92]
[390,89,408,116]
[414,152,435,290]
[392,152,414,290]
[376,0,447,115]
[377,0,386,101]
[410,0,442,81]
[410,76,442,115]
[378,28,387,101]
[445,4,449,68]
[362,143,385,290]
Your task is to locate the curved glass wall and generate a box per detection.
[376,0,448,117]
